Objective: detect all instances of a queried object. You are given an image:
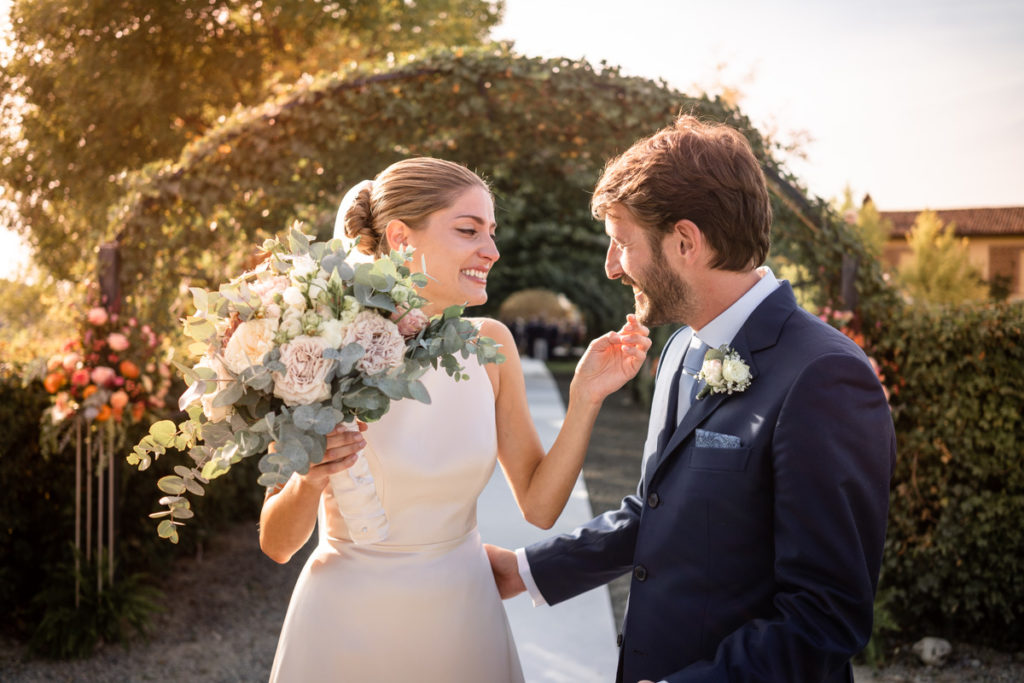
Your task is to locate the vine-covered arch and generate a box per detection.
[112,46,895,337]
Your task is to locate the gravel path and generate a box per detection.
[0,522,315,682]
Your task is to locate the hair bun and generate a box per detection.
[342,185,379,255]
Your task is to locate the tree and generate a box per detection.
[101,46,895,341]
[0,0,503,280]
[898,210,987,305]
[836,187,891,259]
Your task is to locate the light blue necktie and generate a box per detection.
[675,338,708,426]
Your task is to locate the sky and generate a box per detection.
[2,0,1023,279]
[494,0,1024,211]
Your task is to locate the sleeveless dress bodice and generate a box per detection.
[269,356,524,683]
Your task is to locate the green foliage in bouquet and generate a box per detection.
[128,226,503,543]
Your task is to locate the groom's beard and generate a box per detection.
[623,255,692,328]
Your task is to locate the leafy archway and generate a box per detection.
[112,46,896,338]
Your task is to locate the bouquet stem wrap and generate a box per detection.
[328,421,388,544]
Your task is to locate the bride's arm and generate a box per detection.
[482,317,650,529]
[259,424,366,563]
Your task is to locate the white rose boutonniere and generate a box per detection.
[697,345,751,399]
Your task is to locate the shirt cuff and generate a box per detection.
[515,547,548,607]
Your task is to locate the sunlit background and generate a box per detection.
[2,0,1022,279]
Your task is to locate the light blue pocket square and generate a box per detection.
[696,429,741,449]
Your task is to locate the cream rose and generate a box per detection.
[272,335,333,406]
[319,319,348,349]
[223,318,278,374]
[342,311,407,375]
[197,355,233,422]
[701,358,723,385]
[722,358,751,385]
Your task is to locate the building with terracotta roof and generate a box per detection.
[881,206,1024,300]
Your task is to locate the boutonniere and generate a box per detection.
[696,345,752,399]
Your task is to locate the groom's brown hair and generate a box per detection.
[591,115,771,271]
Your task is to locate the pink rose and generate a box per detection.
[391,306,429,338]
[250,275,290,307]
[272,335,333,406]
[87,307,109,326]
[70,368,91,386]
[342,311,407,375]
[90,366,117,387]
[107,332,130,351]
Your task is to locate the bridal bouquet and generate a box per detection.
[129,225,503,544]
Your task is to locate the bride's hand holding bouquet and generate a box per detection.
[128,225,503,544]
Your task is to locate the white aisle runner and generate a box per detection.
[476,358,619,683]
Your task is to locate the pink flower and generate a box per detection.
[342,311,407,375]
[110,389,130,410]
[272,336,333,406]
[90,366,117,387]
[62,353,82,371]
[107,332,130,351]
[391,306,429,338]
[87,307,109,326]
[250,275,290,307]
[70,368,91,386]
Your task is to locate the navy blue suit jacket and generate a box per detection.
[526,283,895,682]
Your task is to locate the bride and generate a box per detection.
[261,157,650,682]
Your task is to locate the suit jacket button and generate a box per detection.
[633,564,648,581]
[647,492,660,508]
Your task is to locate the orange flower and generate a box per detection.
[82,384,99,399]
[95,404,112,422]
[131,401,146,422]
[44,372,66,394]
[119,360,141,379]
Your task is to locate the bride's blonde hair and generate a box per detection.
[341,158,490,257]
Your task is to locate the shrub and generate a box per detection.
[0,363,264,657]
[873,300,1024,648]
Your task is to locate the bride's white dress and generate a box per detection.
[269,355,524,682]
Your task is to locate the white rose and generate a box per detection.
[701,358,723,385]
[342,311,407,375]
[282,286,306,310]
[320,319,347,349]
[722,358,751,385]
[290,254,317,280]
[272,335,333,406]
[223,318,278,374]
[197,355,233,423]
[307,277,329,302]
[264,303,282,321]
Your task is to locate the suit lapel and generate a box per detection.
[642,282,799,493]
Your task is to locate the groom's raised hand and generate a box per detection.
[483,544,526,599]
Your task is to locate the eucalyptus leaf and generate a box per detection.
[157,475,187,495]
[212,380,245,407]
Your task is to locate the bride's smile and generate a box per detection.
[389,185,499,316]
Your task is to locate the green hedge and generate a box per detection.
[874,300,1024,648]
[0,364,265,657]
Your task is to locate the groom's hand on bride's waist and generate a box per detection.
[483,544,526,599]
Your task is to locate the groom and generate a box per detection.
[487,116,895,682]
